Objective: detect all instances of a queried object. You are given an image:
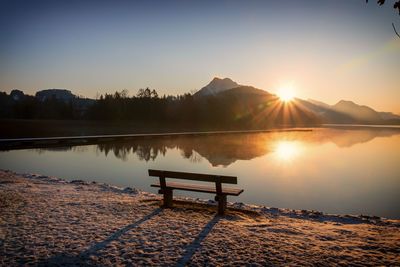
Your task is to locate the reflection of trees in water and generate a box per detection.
[96,138,205,163]
[35,146,88,154]
[31,128,399,165]
[95,137,214,163]
[35,147,71,154]
[93,128,400,166]
[94,133,273,166]
[96,140,169,162]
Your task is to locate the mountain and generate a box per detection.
[378,112,400,121]
[194,77,240,97]
[307,99,331,109]
[35,89,76,102]
[332,100,382,123]
[2,79,398,125]
[10,89,26,101]
[296,99,356,124]
[218,85,273,97]
[304,99,400,124]
[194,77,400,125]
[205,85,321,126]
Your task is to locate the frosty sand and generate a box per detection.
[1,170,399,266]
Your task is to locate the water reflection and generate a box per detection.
[274,141,303,161]
[39,128,399,167]
[35,146,89,154]
[2,127,400,218]
[91,133,272,166]
[30,128,400,166]
[97,142,167,162]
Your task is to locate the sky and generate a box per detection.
[0,0,399,113]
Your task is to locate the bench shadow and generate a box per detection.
[81,208,162,257]
[175,214,221,267]
[34,208,162,266]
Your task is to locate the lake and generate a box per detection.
[1,126,399,218]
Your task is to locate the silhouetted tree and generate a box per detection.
[367,0,400,14]
[151,89,158,98]
[367,0,400,37]
[137,87,152,98]
[1,86,326,129]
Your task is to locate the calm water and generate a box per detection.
[1,127,399,218]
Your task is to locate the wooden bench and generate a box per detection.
[148,169,244,215]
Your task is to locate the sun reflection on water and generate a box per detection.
[274,141,302,161]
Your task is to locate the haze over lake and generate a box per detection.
[1,126,399,219]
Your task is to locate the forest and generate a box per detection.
[0,87,320,130]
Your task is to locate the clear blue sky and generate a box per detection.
[0,0,399,113]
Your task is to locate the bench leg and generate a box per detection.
[217,195,227,215]
[163,189,173,208]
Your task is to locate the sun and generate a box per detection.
[277,86,295,102]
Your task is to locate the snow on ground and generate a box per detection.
[0,169,399,266]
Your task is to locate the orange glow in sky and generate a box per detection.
[0,1,399,114]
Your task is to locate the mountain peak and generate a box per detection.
[211,77,223,81]
[211,77,234,82]
[333,99,382,122]
[335,100,356,106]
[195,77,240,97]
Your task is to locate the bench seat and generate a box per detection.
[148,169,243,215]
[151,181,243,196]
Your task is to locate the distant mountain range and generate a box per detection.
[4,78,399,125]
[10,88,80,102]
[300,98,400,124]
[193,77,400,125]
[4,88,95,117]
[9,88,95,105]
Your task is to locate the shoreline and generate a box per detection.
[0,128,313,151]
[1,169,399,265]
[0,118,317,140]
[2,169,399,224]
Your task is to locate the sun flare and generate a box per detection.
[277,86,295,102]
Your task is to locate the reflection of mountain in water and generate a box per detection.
[322,128,397,148]
[93,128,400,166]
[94,133,273,164]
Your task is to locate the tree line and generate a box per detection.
[0,88,273,129]
[0,91,76,120]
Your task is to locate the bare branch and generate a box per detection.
[392,23,400,38]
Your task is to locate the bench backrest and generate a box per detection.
[148,169,237,184]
